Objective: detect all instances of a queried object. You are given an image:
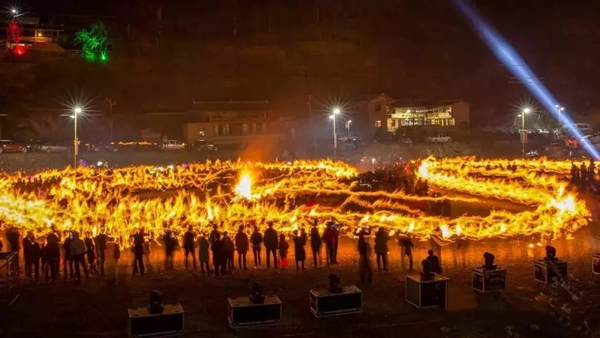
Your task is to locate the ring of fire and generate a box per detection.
[0,158,590,245]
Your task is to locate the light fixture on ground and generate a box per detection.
[330,108,341,159]
[519,108,531,157]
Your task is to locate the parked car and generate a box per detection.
[40,142,70,153]
[162,140,186,151]
[87,142,119,152]
[425,134,452,143]
[0,140,28,153]
[188,140,218,152]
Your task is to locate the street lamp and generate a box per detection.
[73,106,83,168]
[346,120,352,138]
[331,108,341,159]
[555,104,565,127]
[519,108,531,157]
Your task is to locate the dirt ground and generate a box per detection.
[2,229,599,338]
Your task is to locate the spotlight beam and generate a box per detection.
[454,0,600,159]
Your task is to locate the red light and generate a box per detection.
[12,45,28,56]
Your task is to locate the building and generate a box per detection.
[182,100,291,145]
[386,99,470,133]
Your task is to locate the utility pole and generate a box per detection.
[105,97,116,142]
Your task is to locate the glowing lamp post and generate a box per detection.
[518,108,531,157]
[330,108,341,159]
[555,104,565,128]
[346,120,352,138]
[72,107,83,168]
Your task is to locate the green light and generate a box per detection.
[74,22,109,64]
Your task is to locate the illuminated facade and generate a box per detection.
[387,100,470,132]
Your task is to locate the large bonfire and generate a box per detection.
[0,157,590,246]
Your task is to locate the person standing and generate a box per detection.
[63,232,74,279]
[310,221,321,267]
[398,234,414,271]
[45,226,61,283]
[322,222,336,266]
[84,232,97,274]
[250,226,263,268]
[235,226,249,270]
[113,240,121,284]
[183,226,197,270]
[22,232,34,279]
[264,222,278,269]
[374,227,389,272]
[333,223,340,264]
[163,230,176,270]
[6,225,20,276]
[293,229,307,270]
[222,232,235,272]
[198,233,210,276]
[211,235,225,277]
[209,224,220,245]
[131,229,145,277]
[94,228,108,277]
[357,230,372,283]
[278,233,289,269]
[70,232,89,280]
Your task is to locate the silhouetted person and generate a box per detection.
[84,231,97,274]
[374,227,389,272]
[293,229,307,270]
[198,233,210,276]
[279,233,289,269]
[571,162,579,185]
[322,222,336,266]
[209,224,220,245]
[23,232,40,281]
[399,234,414,271]
[131,229,145,276]
[183,226,197,270]
[426,249,442,274]
[45,226,61,282]
[357,231,372,283]
[113,241,121,284]
[223,231,235,272]
[63,232,74,279]
[94,229,108,277]
[163,230,176,270]
[310,221,322,267]
[332,222,340,264]
[235,226,249,270]
[211,236,225,277]
[264,222,278,269]
[250,226,263,268]
[71,232,88,280]
[6,225,20,275]
[580,162,588,190]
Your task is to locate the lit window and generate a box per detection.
[198,128,205,137]
[375,120,382,128]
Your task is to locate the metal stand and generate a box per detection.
[0,252,19,307]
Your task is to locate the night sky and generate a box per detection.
[10,0,600,126]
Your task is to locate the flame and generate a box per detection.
[0,158,589,246]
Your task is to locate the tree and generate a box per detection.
[74,22,110,63]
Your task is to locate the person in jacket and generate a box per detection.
[94,228,108,277]
[293,229,307,270]
[250,225,263,268]
[45,226,61,282]
[211,235,225,277]
[398,234,414,271]
[322,222,336,266]
[209,224,220,245]
[374,227,389,272]
[198,232,210,276]
[357,229,372,283]
[278,233,289,269]
[84,231,97,274]
[222,231,235,272]
[264,222,278,269]
[70,232,88,280]
[183,226,197,270]
[310,220,321,267]
[131,229,145,276]
[23,232,40,281]
[427,249,442,274]
[235,225,249,270]
[163,230,177,270]
[63,232,74,279]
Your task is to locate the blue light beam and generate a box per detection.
[454,0,600,159]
